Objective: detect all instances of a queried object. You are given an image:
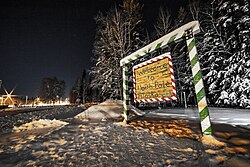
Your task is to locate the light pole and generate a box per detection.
[25,96,28,105]
[0,80,2,105]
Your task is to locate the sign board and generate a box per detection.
[132,52,176,103]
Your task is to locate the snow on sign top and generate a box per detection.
[132,52,176,103]
[120,21,200,66]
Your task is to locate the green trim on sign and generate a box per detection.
[196,87,205,103]
[181,32,186,38]
[200,107,209,121]
[155,42,163,50]
[168,34,177,44]
[125,80,129,85]
[135,54,142,59]
[144,47,152,54]
[124,90,129,95]
[188,38,195,52]
[190,54,198,68]
[193,71,202,85]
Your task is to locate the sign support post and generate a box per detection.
[122,65,129,121]
[185,30,212,135]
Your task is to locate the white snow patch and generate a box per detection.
[13,119,68,132]
[75,100,123,121]
[202,135,226,147]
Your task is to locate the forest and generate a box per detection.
[71,0,250,108]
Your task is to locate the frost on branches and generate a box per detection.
[200,0,250,108]
[90,0,144,100]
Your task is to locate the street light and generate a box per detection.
[0,80,2,105]
[0,96,3,105]
[25,96,28,105]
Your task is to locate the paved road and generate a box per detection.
[0,106,55,117]
[144,107,250,129]
[0,106,84,135]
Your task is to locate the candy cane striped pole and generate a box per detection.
[186,34,212,135]
[122,66,129,121]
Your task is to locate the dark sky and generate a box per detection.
[0,0,187,98]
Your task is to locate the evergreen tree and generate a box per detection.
[198,0,250,107]
[69,69,89,104]
[197,0,230,105]
[79,70,87,103]
[69,77,81,104]
[216,0,250,107]
[38,77,65,103]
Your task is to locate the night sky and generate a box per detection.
[0,0,187,98]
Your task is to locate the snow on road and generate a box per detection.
[144,107,250,129]
[13,119,68,132]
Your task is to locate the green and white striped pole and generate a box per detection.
[186,33,212,135]
[122,66,129,121]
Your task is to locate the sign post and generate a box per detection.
[120,21,212,135]
[122,66,129,121]
[185,30,211,135]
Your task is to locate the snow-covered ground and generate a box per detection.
[75,100,123,121]
[13,119,68,133]
[0,102,249,166]
[0,106,83,135]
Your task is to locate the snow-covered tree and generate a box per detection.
[196,1,230,105]
[174,6,188,28]
[198,0,250,108]
[216,0,250,107]
[154,0,250,108]
[172,41,196,105]
[153,6,197,106]
[90,0,144,100]
[173,7,196,105]
[154,7,172,38]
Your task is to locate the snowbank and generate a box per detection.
[75,100,123,121]
[13,119,68,132]
[201,135,225,147]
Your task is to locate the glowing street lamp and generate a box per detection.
[2,86,18,105]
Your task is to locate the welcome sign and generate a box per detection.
[132,52,176,103]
